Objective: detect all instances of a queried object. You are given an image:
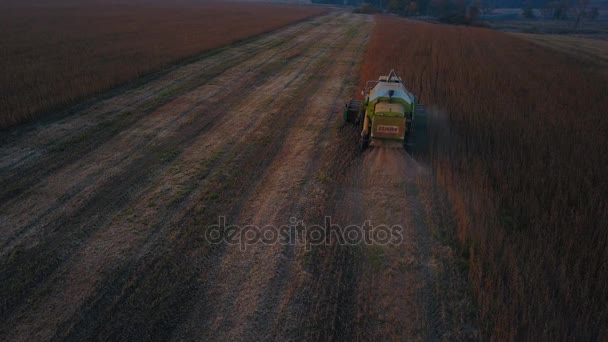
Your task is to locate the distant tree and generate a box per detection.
[416,0,430,15]
[522,6,536,18]
[311,0,344,4]
[388,0,407,14]
[455,0,466,15]
[354,3,382,13]
[431,0,470,23]
[588,7,599,20]
[468,0,481,22]
[429,0,449,16]
[570,0,590,28]
[480,0,496,15]
[406,1,418,15]
[546,0,569,20]
[312,0,362,4]
[539,5,553,19]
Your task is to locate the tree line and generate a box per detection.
[313,0,600,27]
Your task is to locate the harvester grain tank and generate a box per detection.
[344,69,424,150]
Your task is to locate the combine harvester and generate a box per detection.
[344,69,424,150]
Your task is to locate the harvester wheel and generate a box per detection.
[343,99,361,124]
[357,112,369,151]
[403,128,413,152]
[359,134,370,151]
[355,108,364,125]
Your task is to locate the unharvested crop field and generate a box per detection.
[517,33,608,66]
[0,1,326,127]
[361,16,608,339]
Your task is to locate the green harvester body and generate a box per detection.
[343,69,424,150]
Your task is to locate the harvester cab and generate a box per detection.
[343,69,424,151]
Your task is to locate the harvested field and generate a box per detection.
[360,16,608,340]
[0,1,326,127]
[0,11,378,341]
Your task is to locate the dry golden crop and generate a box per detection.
[361,16,608,339]
[0,1,326,128]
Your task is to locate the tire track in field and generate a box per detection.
[2,11,327,238]
[10,46,331,342]
[0,13,337,250]
[0,14,342,335]
[332,148,443,340]
[0,14,333,205]
[171,15,372,341]
[0,11,368,342]
[54,14,370,342]
[241,19,373,341]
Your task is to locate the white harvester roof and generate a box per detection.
[368,70,415,105]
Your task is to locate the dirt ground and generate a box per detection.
[334,147,478,340]
[0,11,476,341]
